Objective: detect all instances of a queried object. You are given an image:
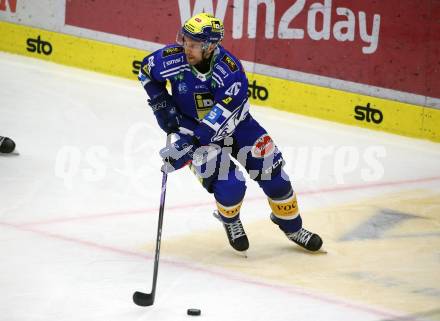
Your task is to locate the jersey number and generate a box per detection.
[225,82,242,96]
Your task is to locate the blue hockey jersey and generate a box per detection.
[138,44,250,145]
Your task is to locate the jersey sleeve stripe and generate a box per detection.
[159,64,189,75]
[160,67,191,78]
[211,72,224,87]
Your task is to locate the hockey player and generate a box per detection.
[138,13,322,252]
[0,136,15,153]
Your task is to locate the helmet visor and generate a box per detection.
[176,29,209,51]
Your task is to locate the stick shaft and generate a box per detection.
[146,134,171,303]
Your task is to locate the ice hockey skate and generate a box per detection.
[271,214,323,252]
[213,210,249,252]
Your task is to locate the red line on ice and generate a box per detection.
[0,220,400,319]
[17,175,440,227]
[0,176,438,319]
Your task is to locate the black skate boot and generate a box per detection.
[271,214,322,252]
[213,211,249,252]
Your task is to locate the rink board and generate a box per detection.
[1,21,439,142]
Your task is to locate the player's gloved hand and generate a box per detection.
[159,134,196,173]
[148,92,180,134]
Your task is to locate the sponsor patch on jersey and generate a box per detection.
[215,64,228,77]
[194,92,215,119]
[221,54,238,72]
[251,134,275,158]
[162,46,184,58]
[205,106,223,124]
[163,56,183,68]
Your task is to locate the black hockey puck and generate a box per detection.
[187,308,201,316]
[0,136,15,153]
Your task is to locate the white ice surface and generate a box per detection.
[1,52,439,321]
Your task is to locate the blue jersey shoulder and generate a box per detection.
[158,44,187,69]
[141,44,189,82]
[213,46,244,80]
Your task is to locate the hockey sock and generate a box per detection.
[216,200,243,223]
[268,188,302,232]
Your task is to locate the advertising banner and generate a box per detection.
[64,0,440,100]
[1,1,439,142]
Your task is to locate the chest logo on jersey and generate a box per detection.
[178,82,188,94]
[194,92,215,119]
[162,46,184,58]
[221,55,238,72]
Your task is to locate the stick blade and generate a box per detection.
[133,291,154,306]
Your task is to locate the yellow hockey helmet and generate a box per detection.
[181,13,224,44]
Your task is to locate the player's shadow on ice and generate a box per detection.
[0,151,20,157]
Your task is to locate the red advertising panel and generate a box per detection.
[0,0,17,12]
[65,0,440,99]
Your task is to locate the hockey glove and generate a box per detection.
[148,92,180,134]
[159,134,196,173]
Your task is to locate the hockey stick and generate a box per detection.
[133,134,171,307]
